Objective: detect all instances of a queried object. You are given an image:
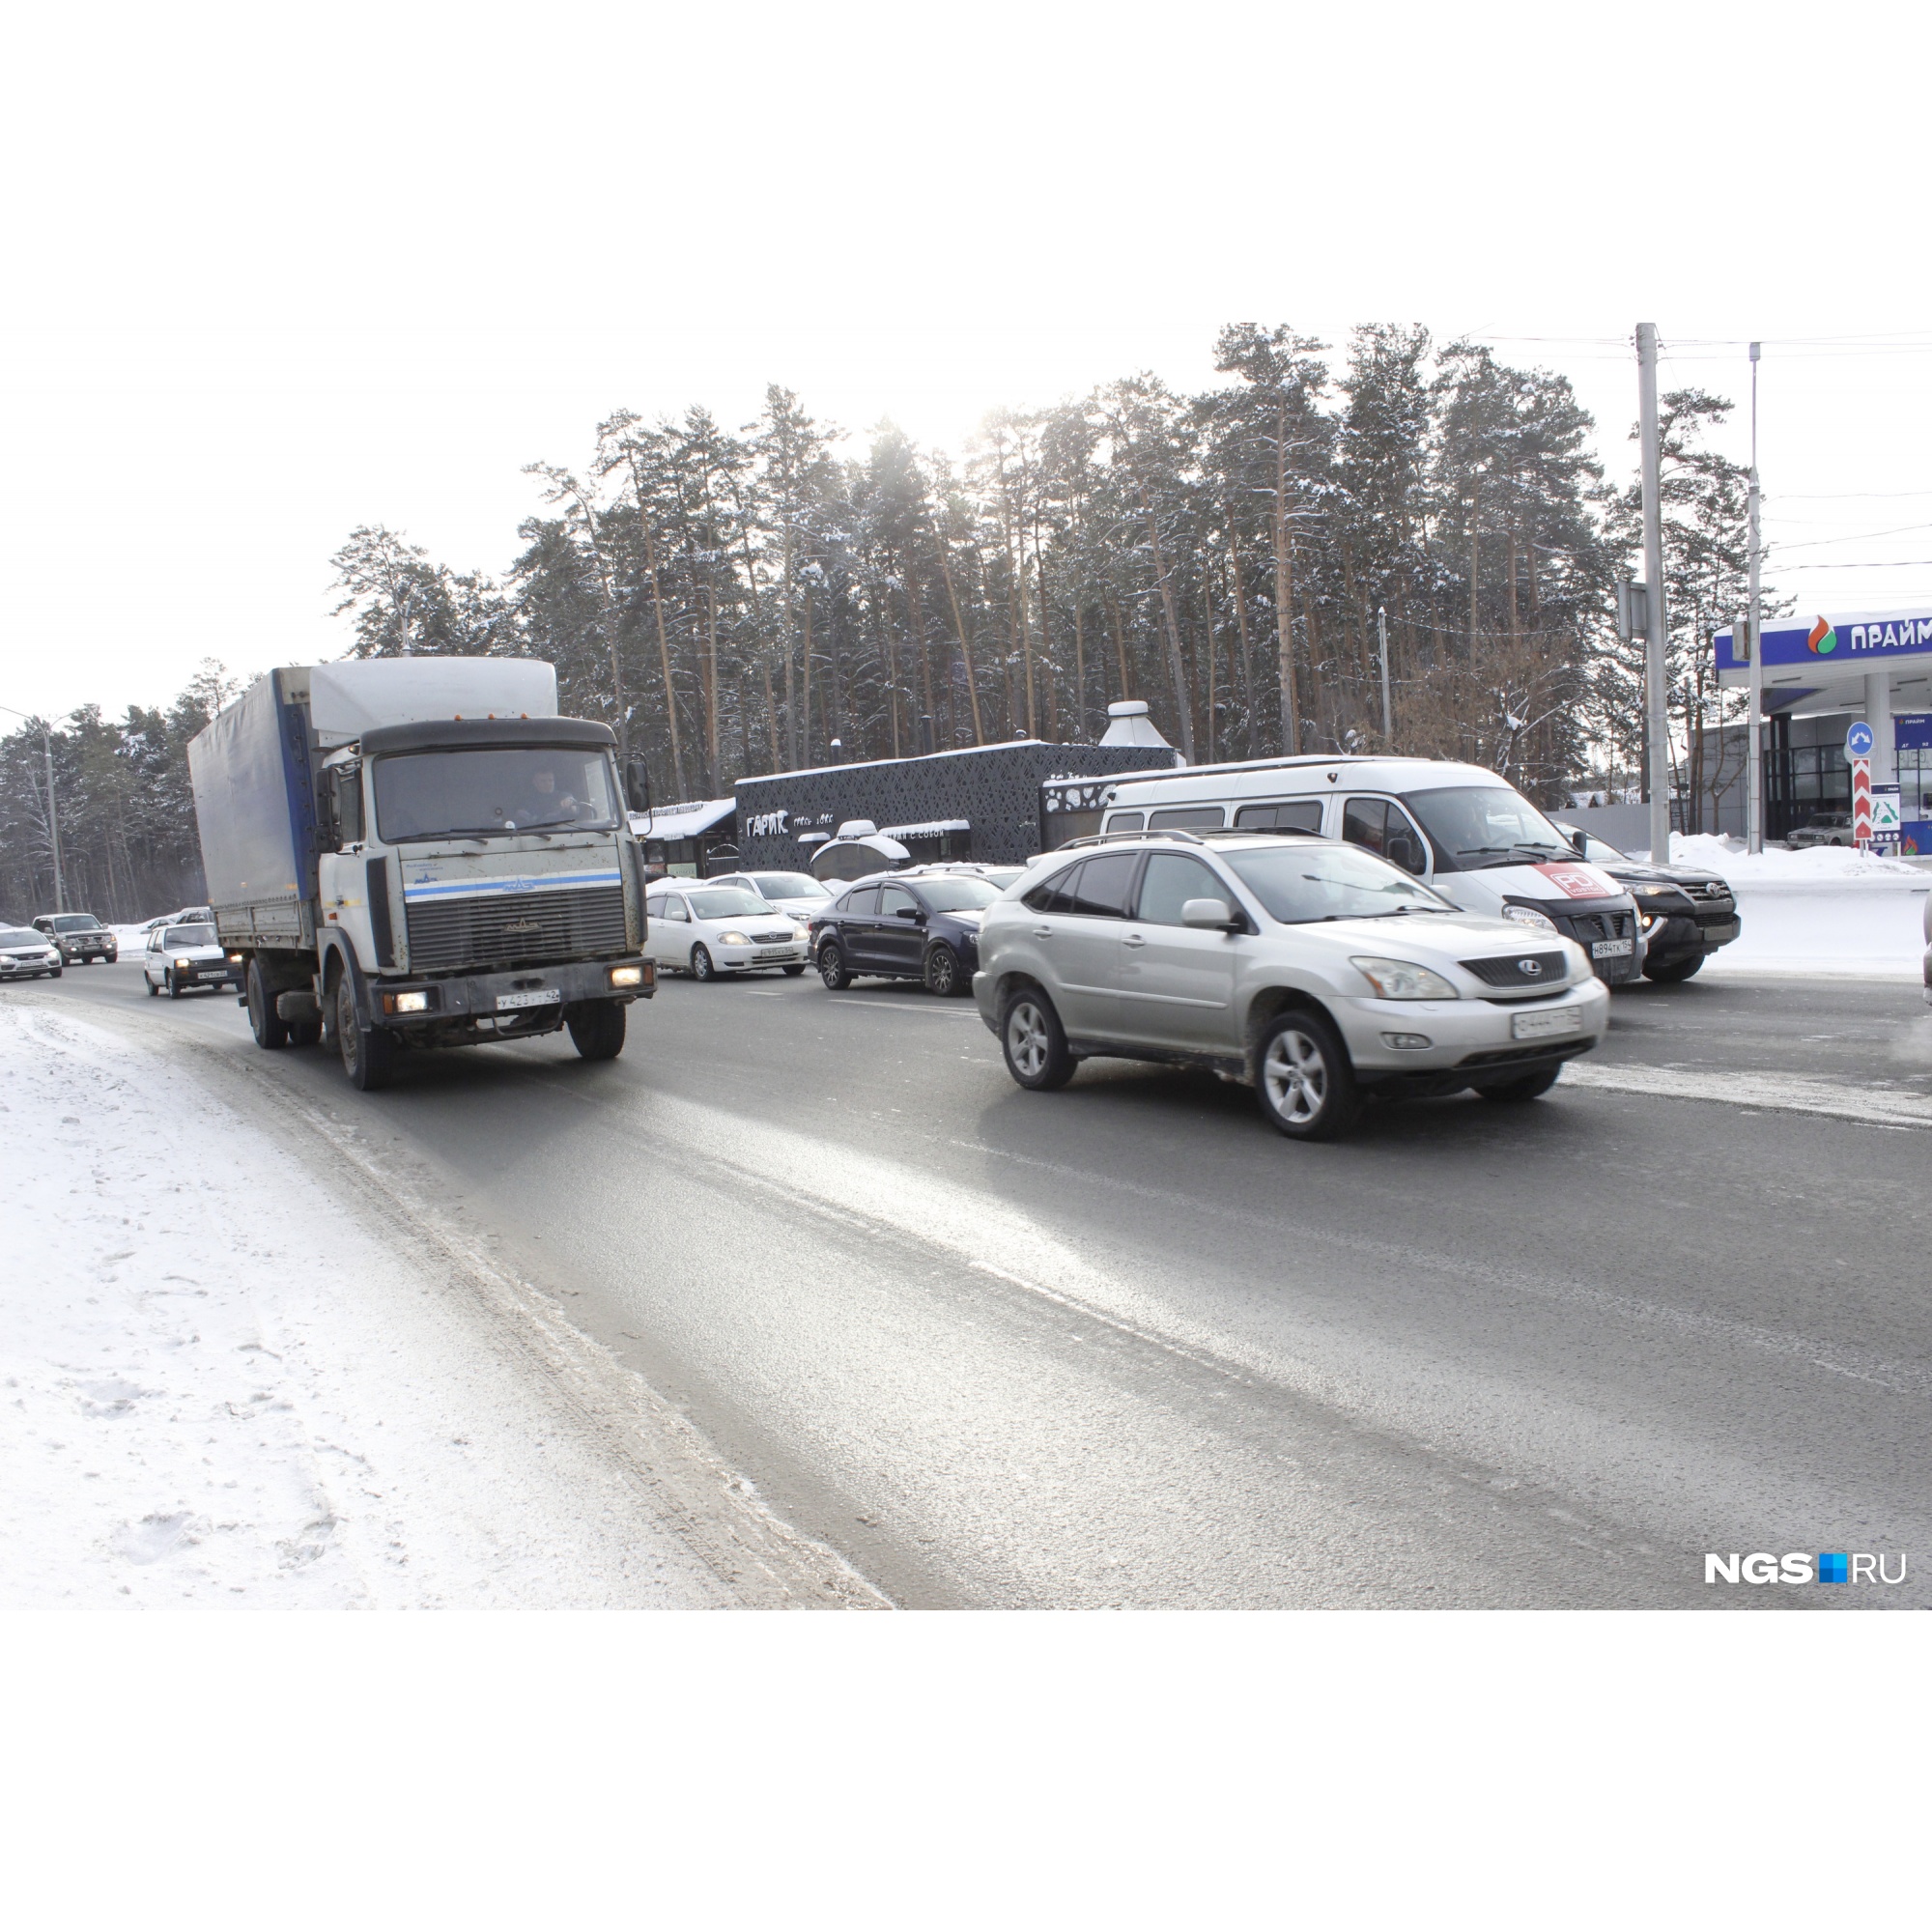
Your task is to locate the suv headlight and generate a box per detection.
[1351,956,1458,1001]
[1501,904,1558,932]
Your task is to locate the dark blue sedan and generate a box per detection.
[810,868,1007,996]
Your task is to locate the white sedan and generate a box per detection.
[0,925,63,979]
[706,869,835,923]
[643,883,809,980]
[142,922,242,998]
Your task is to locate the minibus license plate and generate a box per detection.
[1591,938,1633,959]
[497,988,561,1010]
[1512,1007,1582,1039]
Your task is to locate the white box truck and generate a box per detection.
[187,658,655,1089]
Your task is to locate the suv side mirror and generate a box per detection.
[625,758,651,814]
[1181,897,1236,930]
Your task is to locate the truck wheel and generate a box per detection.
[566,1001,626,1061]
[246,959,291,1049]
[288,1019,323,1048]
[1643,952,1704,984]
[335,977,395,1092]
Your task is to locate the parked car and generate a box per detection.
[141,922,241,998]
[923,862,1027,891]
[705,869,837,923]
[973,828,1610,1140]
[33,912,118,963]
[1787,812,1855,849]
[641,882,808,980]
[811,867,1006,996]
[0,924,63,980]
[141,904,213,932]
[1553,826,1741,983]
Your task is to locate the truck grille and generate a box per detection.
[406,886,628,971]
[1461,951,1566,988]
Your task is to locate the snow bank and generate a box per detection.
[0,1005,721,1607]
[1639,835,1930,979]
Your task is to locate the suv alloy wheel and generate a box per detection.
[1255,1009,1359,1141]
[1000,986,1076,1091]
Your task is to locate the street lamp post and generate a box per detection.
[0,702,67,913]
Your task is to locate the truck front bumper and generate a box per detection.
[368,955,654,1027]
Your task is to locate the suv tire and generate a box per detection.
[1255,1009,1359,1141]
[1000,986,1076,1091]
[1475,1065,1560,1102]
[817,941,851,990]
[1642,952,1703,984]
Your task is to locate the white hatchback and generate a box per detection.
[643,883,809,980]
[143,922,240,998]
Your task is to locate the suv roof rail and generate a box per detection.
[1055,827,1206,851]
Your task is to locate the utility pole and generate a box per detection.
[1,702,65,912]
[1377,606,1392,742]
[1637,324,1671,863]
[1746,342,1765,854]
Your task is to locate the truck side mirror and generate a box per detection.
[625,758,651,814]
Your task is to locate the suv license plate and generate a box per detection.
[1591,938,1633,959]
[497,988,562,1010]
[1512,1007,1583,1039]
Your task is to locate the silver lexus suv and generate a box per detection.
[973,830,1610,1140]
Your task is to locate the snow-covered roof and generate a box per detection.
[879,818,970,838]
[631,798,736,840]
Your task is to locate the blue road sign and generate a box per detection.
[1846,721,1875,758]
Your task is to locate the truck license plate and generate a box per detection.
[497,988,562,1010]
[1512,1006,1583,1039]
[1591,938,1633,959]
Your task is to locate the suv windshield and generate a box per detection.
[748,873,827,899]
[373,746,620,842]
[915,877,999,912]
[1226,844,1455,923]
[687,888,769,919]
[51,914,102,931]
[1404,785,1574,872]
[165,924,216,946]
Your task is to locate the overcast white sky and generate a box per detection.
[3,0,1927,724]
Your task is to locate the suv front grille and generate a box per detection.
[1461,951,1566,988]
[406,885,628,971]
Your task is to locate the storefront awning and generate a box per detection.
[631,798,735,841]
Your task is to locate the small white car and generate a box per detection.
[143,922,241,998]
[706,869,837,923]
[642,883,809,980]
[0,925,63,980]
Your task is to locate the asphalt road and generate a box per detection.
[31,956,1932,1608]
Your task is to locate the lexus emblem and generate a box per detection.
[1518,957,1544,977]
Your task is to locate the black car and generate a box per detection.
[34,912,118,963]
[810,868,1006,996]
[1556,826,1740,983]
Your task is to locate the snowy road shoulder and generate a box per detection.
[0,1003,871,1608]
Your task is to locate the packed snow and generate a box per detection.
[0,1003,726,1607]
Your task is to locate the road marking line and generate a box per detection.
[1562,1061,1932,1129]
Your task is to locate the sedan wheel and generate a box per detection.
[1256,1011,1358,1141]
[690,943,715,981]
[147,974,158,997]
[817,941,850,990]
[167,971,183,1000]
[923,944,960,997]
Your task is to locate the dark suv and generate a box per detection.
[811,868,1005,996]
[35,913,118,964]
[1554,827,1740,983]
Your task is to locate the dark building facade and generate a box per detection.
[734,740,1179,871]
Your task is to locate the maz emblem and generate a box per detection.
[503,918,541,934]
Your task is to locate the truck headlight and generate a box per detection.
[1351,957,1458,1001]
[609,965,643,986]
[385,990,429,1014]
[1501,904,1558,932]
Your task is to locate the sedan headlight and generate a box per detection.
[1500,904,1558,932]
[717,930,750,947]
[1351,956,1459,1001]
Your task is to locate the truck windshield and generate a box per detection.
[1402,785,1575,873]
[373,747,620,842]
